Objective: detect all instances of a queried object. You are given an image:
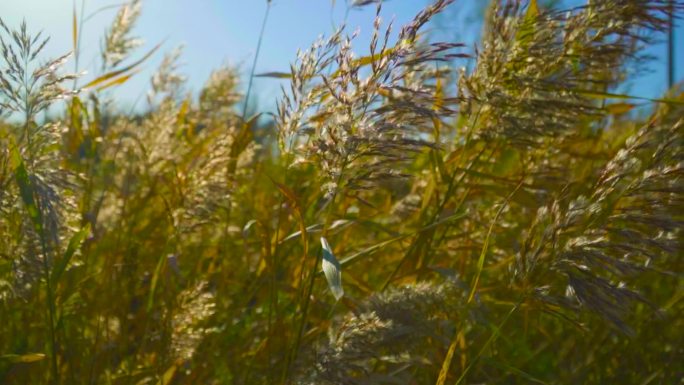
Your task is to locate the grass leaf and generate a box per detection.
[50,223,91,284]
[321,237,344,300]
[0,353,46,363]
[82,42,161,89]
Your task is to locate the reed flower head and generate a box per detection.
[102,0,143,69]
[299,281,464,384]
[171,281,216,361]
[277,1,462,199]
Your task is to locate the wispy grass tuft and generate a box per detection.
[1,1,683,384]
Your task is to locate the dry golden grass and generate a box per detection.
[1,1,682,384]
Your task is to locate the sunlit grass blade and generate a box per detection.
[320,237,344,300]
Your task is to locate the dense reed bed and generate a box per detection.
[1,0,682,384]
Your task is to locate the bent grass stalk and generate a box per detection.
[1,1,683,384]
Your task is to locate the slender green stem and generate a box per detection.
[37,219,59,384]
[667,0,675,88]
[43,254,60,385]
[454,303,520,385]
[72,0,86,90]
[282,159,346,384]
[222,0,272,261]
[241,0,272,120]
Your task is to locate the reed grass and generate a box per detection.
[1,0,682,384]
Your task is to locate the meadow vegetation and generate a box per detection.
[0,0,682,384]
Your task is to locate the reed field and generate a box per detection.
[0,0,683,383]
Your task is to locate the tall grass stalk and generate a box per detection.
[1,1,683,384]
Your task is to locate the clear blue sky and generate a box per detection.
[2,0,682,113]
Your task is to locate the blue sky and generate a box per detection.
[2,0,682,113]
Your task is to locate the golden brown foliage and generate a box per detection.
[1,1,682,384]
